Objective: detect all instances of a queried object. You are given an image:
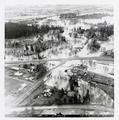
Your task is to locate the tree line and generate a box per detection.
[85,25,113,52]
[5,22,64,39]
[75,25,113,41]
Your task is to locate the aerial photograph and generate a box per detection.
[5,4,114,117]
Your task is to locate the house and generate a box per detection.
[23,43,35,55]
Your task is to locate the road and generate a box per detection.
[14,61,66,106]
[5,56,114,66]
[6,104,114,116]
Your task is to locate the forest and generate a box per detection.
[5,22,64,39]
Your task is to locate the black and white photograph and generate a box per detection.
[3,0,116,118]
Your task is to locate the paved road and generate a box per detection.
[5,56,114,65]
[6,104,114,115]
[14,61,66,106]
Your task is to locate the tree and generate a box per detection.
[74,33,78,38]
[25,44,29,51]
[61,36,66,43]
[34,43,42,59]
[23,64,28,69]
[87,39,100,52]
[31,45,34,52]
[5,22,64,39]
[35,63,47,79]
[83,89,90,104]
